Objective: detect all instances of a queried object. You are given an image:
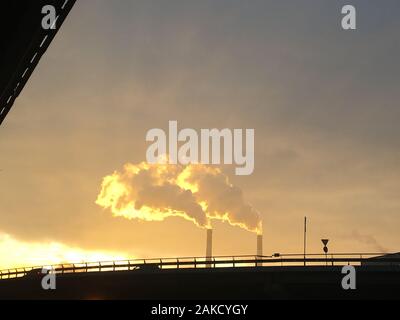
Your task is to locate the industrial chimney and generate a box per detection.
[206,229,213,267]
[256,234,263,266]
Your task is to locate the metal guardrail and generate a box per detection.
[1,253,399,280]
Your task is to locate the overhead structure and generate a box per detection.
[0,0,76,127]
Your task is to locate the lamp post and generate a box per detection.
[303,217,307,266]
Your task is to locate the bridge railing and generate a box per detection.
[1,253,399,280]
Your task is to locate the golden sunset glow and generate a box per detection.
[0,233,127,270]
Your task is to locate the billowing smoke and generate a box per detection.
[351,231,388,253]
[96,162,262,233]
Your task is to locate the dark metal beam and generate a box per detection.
[0,0,76,127]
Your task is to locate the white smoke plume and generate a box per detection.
[96,161,262,233]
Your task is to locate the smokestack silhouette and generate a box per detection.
[256,234,263,266]
[206,229,213,267]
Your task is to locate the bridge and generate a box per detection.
[1,253,400,299]
[1,252,399,280]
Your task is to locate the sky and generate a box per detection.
[0,0,400,269]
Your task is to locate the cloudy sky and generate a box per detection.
[0,0,400,268]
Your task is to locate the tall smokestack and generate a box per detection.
[206,229,213,267]
[256,234,263,266]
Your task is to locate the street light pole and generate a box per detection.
[303,217,307,266]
